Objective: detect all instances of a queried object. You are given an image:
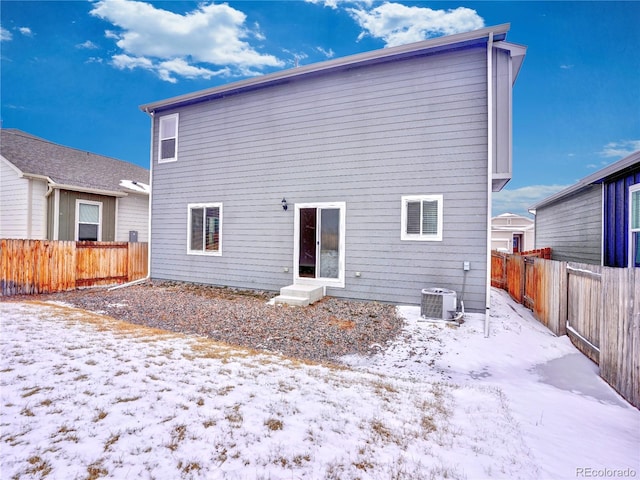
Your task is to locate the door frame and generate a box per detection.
[293,202,346,288]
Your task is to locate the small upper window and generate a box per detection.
[188,203,222,255]
[401,195,443,241]
[76,200,102,241]
[159,114,178,163]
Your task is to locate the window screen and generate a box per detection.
[401,195,443,241]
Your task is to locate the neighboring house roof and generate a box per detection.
[492,224,534,232]
[492,213,534,229]
[529,150,640,212]
[140,23,525,114]
[0,129,149,196]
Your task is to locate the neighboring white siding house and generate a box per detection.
[141,24,526,311]
[0,157,48,239]
[116,192,149,242]
[491,213,534,253]
[0,129,150,242]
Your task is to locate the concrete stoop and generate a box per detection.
[273,284,325,307]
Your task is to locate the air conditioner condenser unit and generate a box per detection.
[421,287,457,321]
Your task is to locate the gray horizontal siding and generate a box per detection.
[534,185,602,264]
[150,46,491,310]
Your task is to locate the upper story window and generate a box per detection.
[401,195,443,241]
[188,203,222,255]
[158,114,178,163]
[76,200,102,241]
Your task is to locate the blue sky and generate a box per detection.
[2,1,639,217]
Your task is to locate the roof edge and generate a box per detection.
[140,23,511,113]
[529,149,640,210]
[50,183,130,198]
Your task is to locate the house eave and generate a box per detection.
[140,23,512,114]
[49,183,129,198]
[529,150,640,211]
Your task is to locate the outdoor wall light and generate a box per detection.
[281,198,288,211]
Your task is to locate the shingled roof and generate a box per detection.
[0,129,149,195]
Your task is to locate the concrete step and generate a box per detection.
[272,284,325,307]
[273,295,310,307]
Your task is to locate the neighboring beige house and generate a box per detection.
[491,213,534,253]
[0,129,149,242]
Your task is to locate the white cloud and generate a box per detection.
[560,64,574,69]
[599,140,640,158]
[90,0,283,82]
[493,184,570,217]
[347,2,484,47]
[156,58,229,83]
[18,27,33,36]
[304,0,352,9]
[316,46,335,58]
[77,40,98,49]
[0,27,12,41]
[306,0,375,8]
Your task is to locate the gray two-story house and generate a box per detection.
[140,24,526,312]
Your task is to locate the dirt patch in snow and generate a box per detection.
[5,280,404,364]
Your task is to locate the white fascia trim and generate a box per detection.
[494,41,527,83]
[0,155,24,176]
[50,183,128,197]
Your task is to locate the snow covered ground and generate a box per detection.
[1,288,638,479]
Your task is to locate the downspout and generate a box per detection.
[146,109,154,281]
[485,32,494,338]
[109,109,155,291]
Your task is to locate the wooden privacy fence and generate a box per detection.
[1,239,148,296]
[491,250,639,409]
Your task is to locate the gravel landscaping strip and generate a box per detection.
[9,280,405,364]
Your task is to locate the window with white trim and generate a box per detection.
[158,114,178,163]
[76,200,102,241]
[630,184,640,267]
[401,195,443,241]
[187,203,222,255]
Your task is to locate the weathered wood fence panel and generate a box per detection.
[76,242,129,287]
[128,241,149,281]
[523,257,536,310]
[599,268,639,409]
[492,251,638,409]
[506,254,524,304]
[539,259,567,336]
[566,264,602,364]
[491,251,507,289]
[1,239,148,296]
